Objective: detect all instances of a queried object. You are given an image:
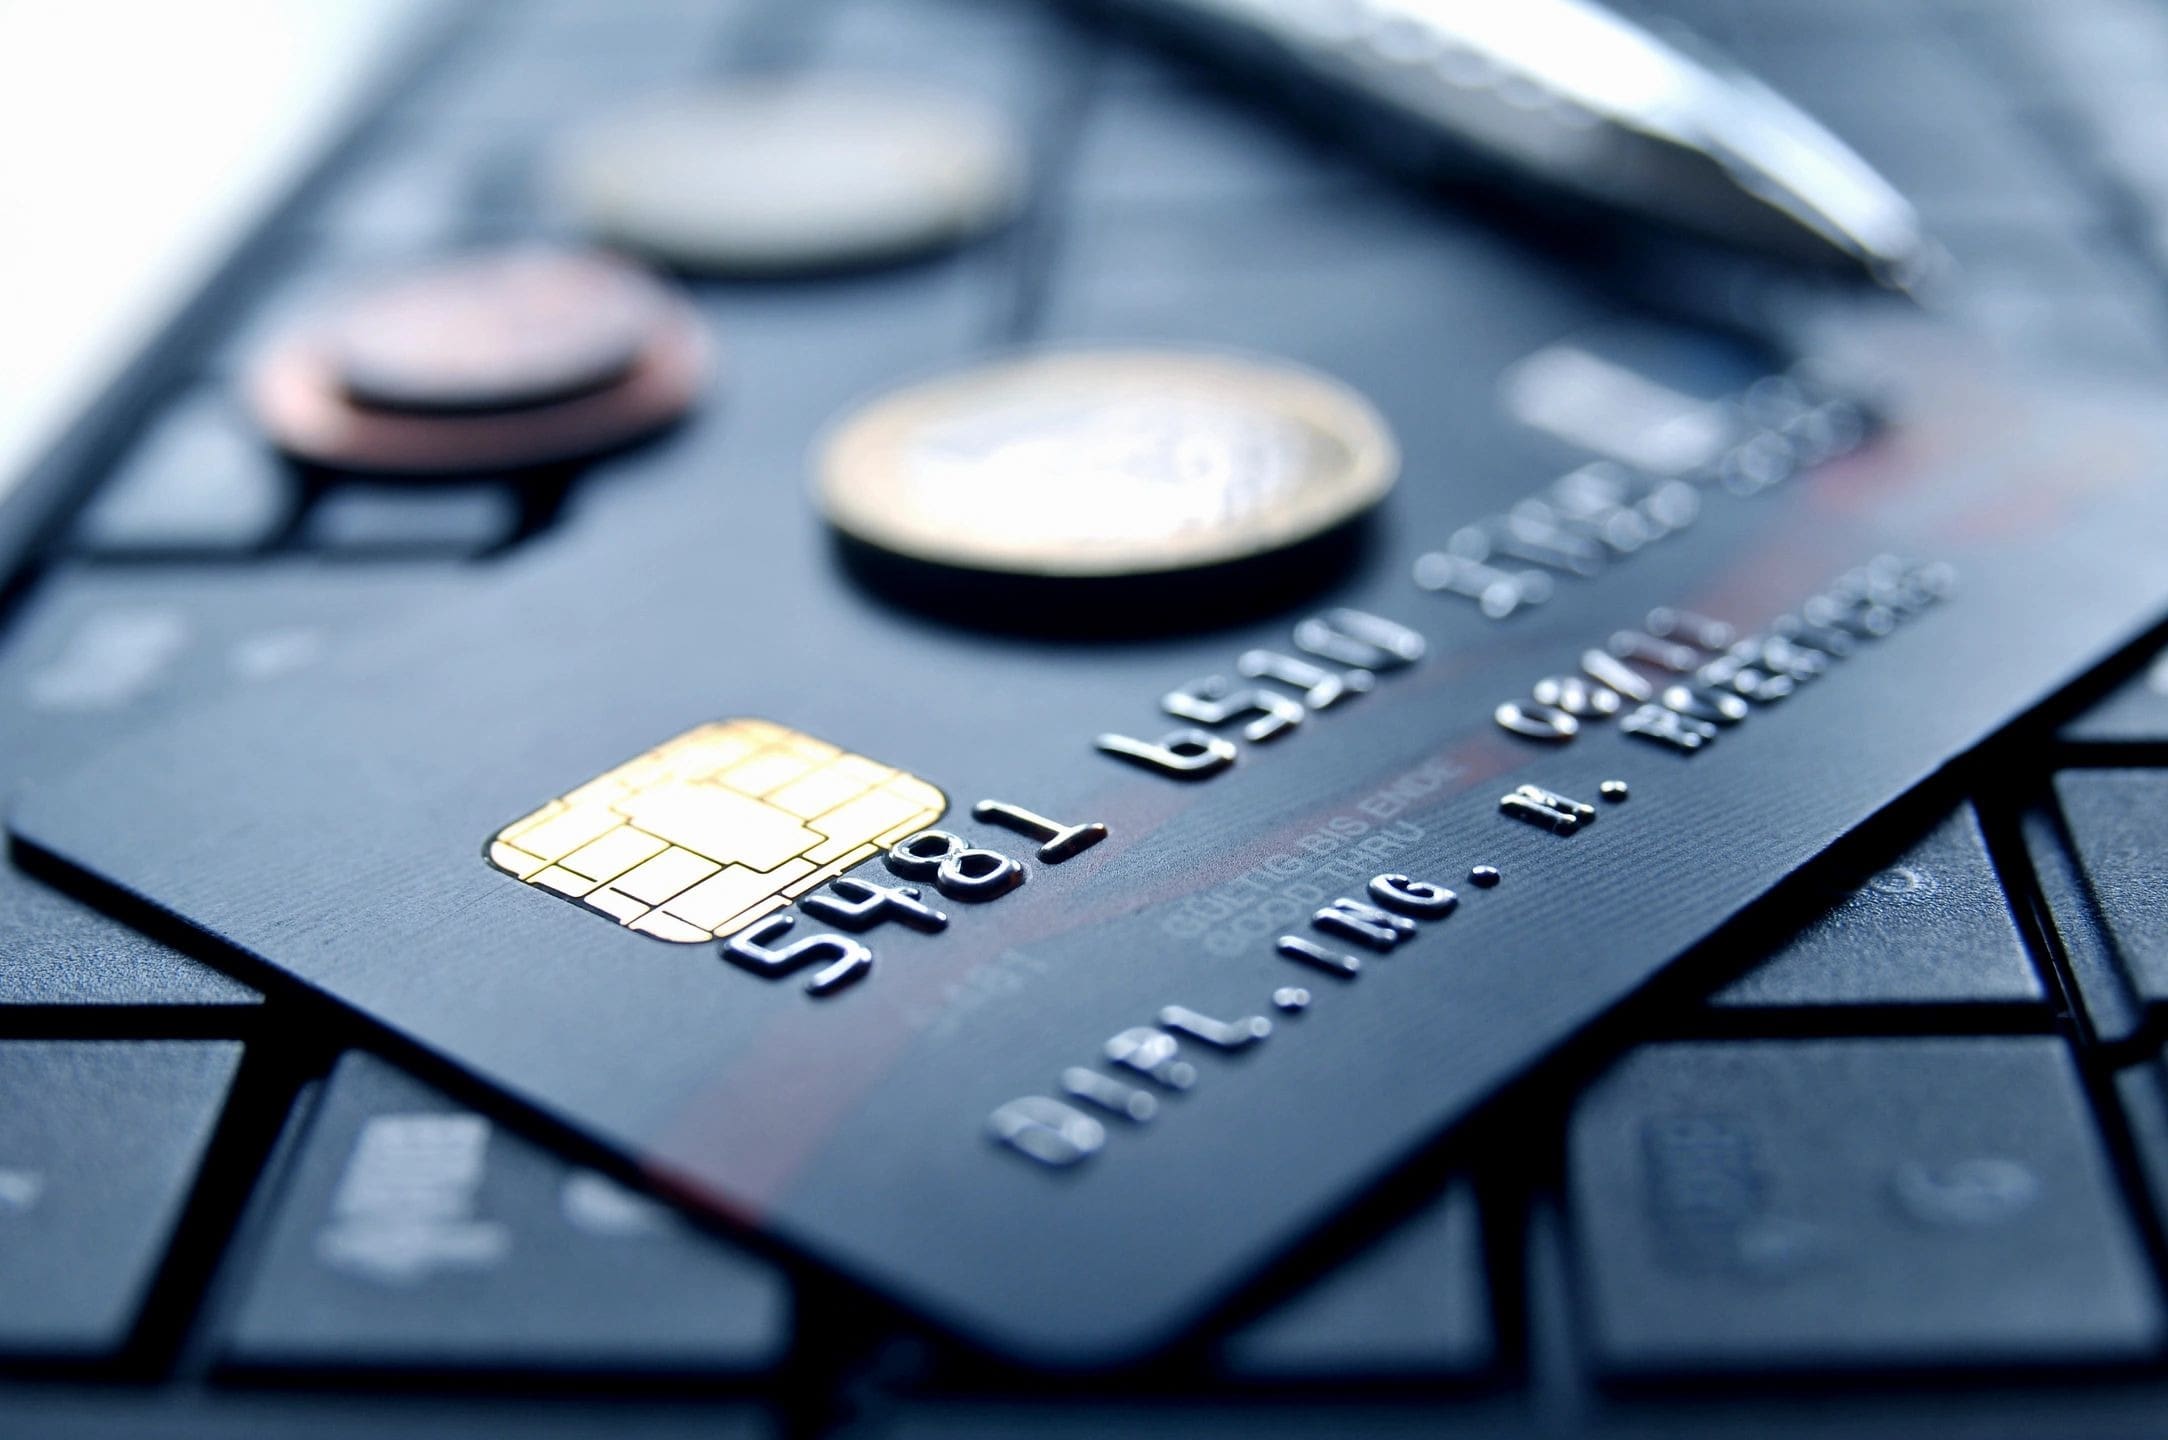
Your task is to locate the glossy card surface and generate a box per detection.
[16,292,2168,1363]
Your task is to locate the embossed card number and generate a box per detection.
[489,720,1106,997]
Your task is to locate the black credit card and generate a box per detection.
[15,311,2168,1364]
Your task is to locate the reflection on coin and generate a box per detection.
[248,249,709,475]
[816,350,1399,577]
[330,250,665,414]
[553,78,1026,274]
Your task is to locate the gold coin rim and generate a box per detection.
[813,348,1401,578]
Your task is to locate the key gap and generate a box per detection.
[2054,741,2168,768]
[1999,798,2165,1061]
[108,1029,323,1383]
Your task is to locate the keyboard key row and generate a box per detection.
[2065,649,2168,745]
[0,1042,240,1356]
[1221,1183,1492,1379]
[223,1053,789,1374]
[12,1026,2166,1382]
[1571,1037,2161,1374]
[1708,804,2040,1012]
[72,388,540,559]
[2036,770,2168,1048]
[8,0,2168,1400]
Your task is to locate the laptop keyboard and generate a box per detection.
[6,0,2168,1431]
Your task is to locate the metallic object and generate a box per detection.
[249,249,706,474]
[988,1097,1105,1167]
[327,251,664,414]
[553,79,1027,274]
[817,349,1398,577]
[1119,0,1935,287]
[486,719,948,943]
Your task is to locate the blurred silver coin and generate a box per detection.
[816,350,1399,577]
[552,78,1026,274]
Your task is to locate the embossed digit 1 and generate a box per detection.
[972,800,1107,863]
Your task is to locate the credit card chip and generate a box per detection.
[487,719,946,943]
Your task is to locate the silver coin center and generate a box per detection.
[903,395,1331,551]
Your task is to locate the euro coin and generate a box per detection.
[815,350,1399,577]
[552,78,1026,274]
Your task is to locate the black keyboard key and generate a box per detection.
[0,879,257,1009]
[1710,806,2040,1011]
[1221,1182,1492,1379]
[1570,1038,2160,1374]
[2037,763,2168,1045]
[0,1041,240,1356]
[0,564,465,748]
[2115,1056,2168,1237]
[223,1053,788,1374]
[308,127,525,251]
[2024,802,2146,1046]
[0,564,460,1006]
[2064,646,2168,744]
[2050,770,2168,1019]
[297,484,523,556]
[69,393,293,556]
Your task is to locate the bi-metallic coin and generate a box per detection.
[815,350,1399,578]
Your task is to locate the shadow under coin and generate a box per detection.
[829,512,1378,642]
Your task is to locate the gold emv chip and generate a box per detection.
[487,719,947,943]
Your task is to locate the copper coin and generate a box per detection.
[326,249,666,414]
[248,251,710,475]
[816,349,1399,577]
